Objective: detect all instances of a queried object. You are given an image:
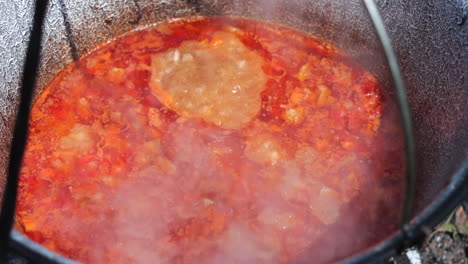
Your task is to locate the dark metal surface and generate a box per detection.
[8,231,79,264]
[381,0,468,216]
[363,0,416,226]
[0,0,49,256]
[0,0,466,263]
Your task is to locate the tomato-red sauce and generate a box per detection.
[16,17,404,264]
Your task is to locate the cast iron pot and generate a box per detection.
[0,0,467,263]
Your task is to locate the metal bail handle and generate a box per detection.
[0,0,50,257]
[363,0,417,228]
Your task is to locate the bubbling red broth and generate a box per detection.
[16,17,404,264]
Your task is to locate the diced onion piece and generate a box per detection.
[147,108,162,128]
[317,84,332,107]
[202,198,214,207]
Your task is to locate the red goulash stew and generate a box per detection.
[16,17,404,264]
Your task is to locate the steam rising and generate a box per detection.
[16,16,405,264]
[84,112,403,264]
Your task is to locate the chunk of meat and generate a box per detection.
[150,31,267,129]
[310,187,342,225]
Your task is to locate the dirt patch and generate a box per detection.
[420,232,468,264]
[390,204,468,264]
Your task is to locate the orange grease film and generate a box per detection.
[16,17,404,264]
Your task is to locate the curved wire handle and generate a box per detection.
[363,0,416,227]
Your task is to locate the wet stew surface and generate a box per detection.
[17,17,404,264]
